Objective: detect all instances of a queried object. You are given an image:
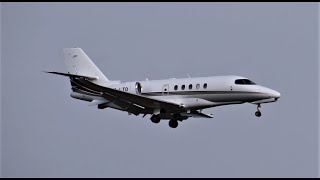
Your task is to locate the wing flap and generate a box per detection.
[181,111,214,118]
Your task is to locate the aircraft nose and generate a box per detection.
[260,86,281,99]
[270,90,281,99]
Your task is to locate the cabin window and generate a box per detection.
[203,83,207,89]
[181,85,185,90]
[174,85,178,90]
[189,84,192,90]
[196,84,200,89]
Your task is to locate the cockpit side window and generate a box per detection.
[235,79,256,85]
[235,79,245,84]
[244,79,255,85]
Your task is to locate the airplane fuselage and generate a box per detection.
[47,48,281,128]
[70,75,280,118]
[109,75,280,108]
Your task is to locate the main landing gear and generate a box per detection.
[169,120,178,128]
[255,104,262,117]
[150,114,182,128]
[150,115,161,124]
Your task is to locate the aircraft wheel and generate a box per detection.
[150,115,161,124]
[169,120,178,128]
[255,111,261,117]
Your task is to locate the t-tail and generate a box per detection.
[45,47,119,84]
[63,48,109,85]
[45,48,119,101]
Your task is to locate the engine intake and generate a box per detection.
[135,82,142,95]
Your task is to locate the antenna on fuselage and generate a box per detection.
[187,74,192,78]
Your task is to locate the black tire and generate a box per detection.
[169,120,178,128]
[255,111,261,117]
[151,116,161,124]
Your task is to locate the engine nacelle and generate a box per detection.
[70,92,94,101]
[109,81,143,95]
[135,82,142,95]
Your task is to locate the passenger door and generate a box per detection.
[162,84,169,96]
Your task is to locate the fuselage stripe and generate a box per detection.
[141,91,264,96]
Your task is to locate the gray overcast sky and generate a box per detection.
[0,2,2,177]
[1,2,319,177]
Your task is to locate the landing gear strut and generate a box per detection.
[255,104,262,117]
[169,120,178,128]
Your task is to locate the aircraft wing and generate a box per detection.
[80,79,184,112]
[181,111,214,118]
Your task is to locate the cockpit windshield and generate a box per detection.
[235,79,256,85]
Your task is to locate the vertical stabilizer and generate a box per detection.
[63,48,109,84]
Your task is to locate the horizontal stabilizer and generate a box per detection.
[44,71,98,80]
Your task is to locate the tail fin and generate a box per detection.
[63,48,109,84]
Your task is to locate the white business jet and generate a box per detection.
[46,48,281,128]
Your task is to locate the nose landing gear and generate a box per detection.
[255,104,262,117]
